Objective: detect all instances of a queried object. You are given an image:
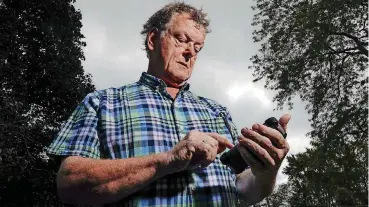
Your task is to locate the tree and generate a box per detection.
[267,183,291,207]
[250,0,367,206]
[0,0,95,205]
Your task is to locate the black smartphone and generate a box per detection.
[220,117,287,174]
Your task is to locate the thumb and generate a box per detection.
[279,114,291,131]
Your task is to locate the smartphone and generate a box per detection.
[220,117,287,174]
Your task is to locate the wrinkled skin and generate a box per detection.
[168,130,234,172]
[147,13,205,88]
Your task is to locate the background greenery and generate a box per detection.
[0,0,367,206]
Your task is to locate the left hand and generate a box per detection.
[237,114,291,176]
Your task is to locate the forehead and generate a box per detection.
[167,13,206,39]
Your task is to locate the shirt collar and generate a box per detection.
[139,72,190,91]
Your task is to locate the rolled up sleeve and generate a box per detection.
[47,92,101,159]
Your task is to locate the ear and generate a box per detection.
[147,28,159,52]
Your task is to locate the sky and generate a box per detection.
[73,0,312,185]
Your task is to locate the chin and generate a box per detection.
[171,79,187,87]
[165,69,191,86]
[174,75,189,84]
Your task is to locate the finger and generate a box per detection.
[201,135,225,157]
[205,137,221,160]
[205,143,213,161]
[238,138,275,167]
[240,128,277,151]
[211,145,217,161]
[251,124,286,149]
[279,114,291,131]
[237,136,264,164]
[216,144,227,154]
[239,132,290,166]
[238,132,279,162]
[188,141,211,168]
[186,140,197,153]
[239,132,286,163]
[204,133,230,154]
[206,132,234,149]
[237,144,264,170]
[204,135,219,148]
[200,143,216,168]
[200,149,216,168]
[192,139,214,161]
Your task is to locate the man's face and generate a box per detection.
[151,13,206,87]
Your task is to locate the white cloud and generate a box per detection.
[276,133,311,185]
[287,134,312,155]
[226,82,272,108]
[226,83,251,101]
[79,20,148,89]
[276,159,290,185]
[114,49,147,66]
[83,24,108,58]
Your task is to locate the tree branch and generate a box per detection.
[335,54,349,104]
[331,32,368,56]
[327,46,360,55]
[359,28,368,38]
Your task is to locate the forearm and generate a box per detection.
[57,153,174,205]
[236,168,277,205]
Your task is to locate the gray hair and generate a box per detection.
[140,2,211,57]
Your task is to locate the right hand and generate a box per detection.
[167,130,234,172]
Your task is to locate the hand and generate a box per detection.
[167,130,234,172]
[237,114,291,176]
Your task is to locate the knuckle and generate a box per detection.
[258,149,266,158]
[248,142,256,151]
[248,130,255,138]
[263,139,273,149]
[277,153,284,161]
[188,130,200,139]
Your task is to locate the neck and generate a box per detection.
[166,87,180,99]
[147,63,184,99]
[147,63,186,87]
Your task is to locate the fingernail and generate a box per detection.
[241,127,248,134]
[253,124,261,131]
[257,124,262,130]
[242,128,254,137]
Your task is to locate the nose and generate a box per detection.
[183,43,196,61]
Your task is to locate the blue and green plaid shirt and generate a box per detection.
[48,72,241,206]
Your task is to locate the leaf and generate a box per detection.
[248,0,368,206]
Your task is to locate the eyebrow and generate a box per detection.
[184,33,193,42]
[184,32,204,45]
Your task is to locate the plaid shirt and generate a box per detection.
[48,72,241,207]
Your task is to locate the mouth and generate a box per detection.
[177,62,188,68]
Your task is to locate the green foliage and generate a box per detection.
[0,0,95,205]
[267,184,290,207]
[250,0,368,206]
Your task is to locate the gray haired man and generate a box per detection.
[47,2,290,206]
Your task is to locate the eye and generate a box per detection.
[176,35,187,43]
[194,45,202,53]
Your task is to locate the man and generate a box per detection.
[47,2,290,206]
